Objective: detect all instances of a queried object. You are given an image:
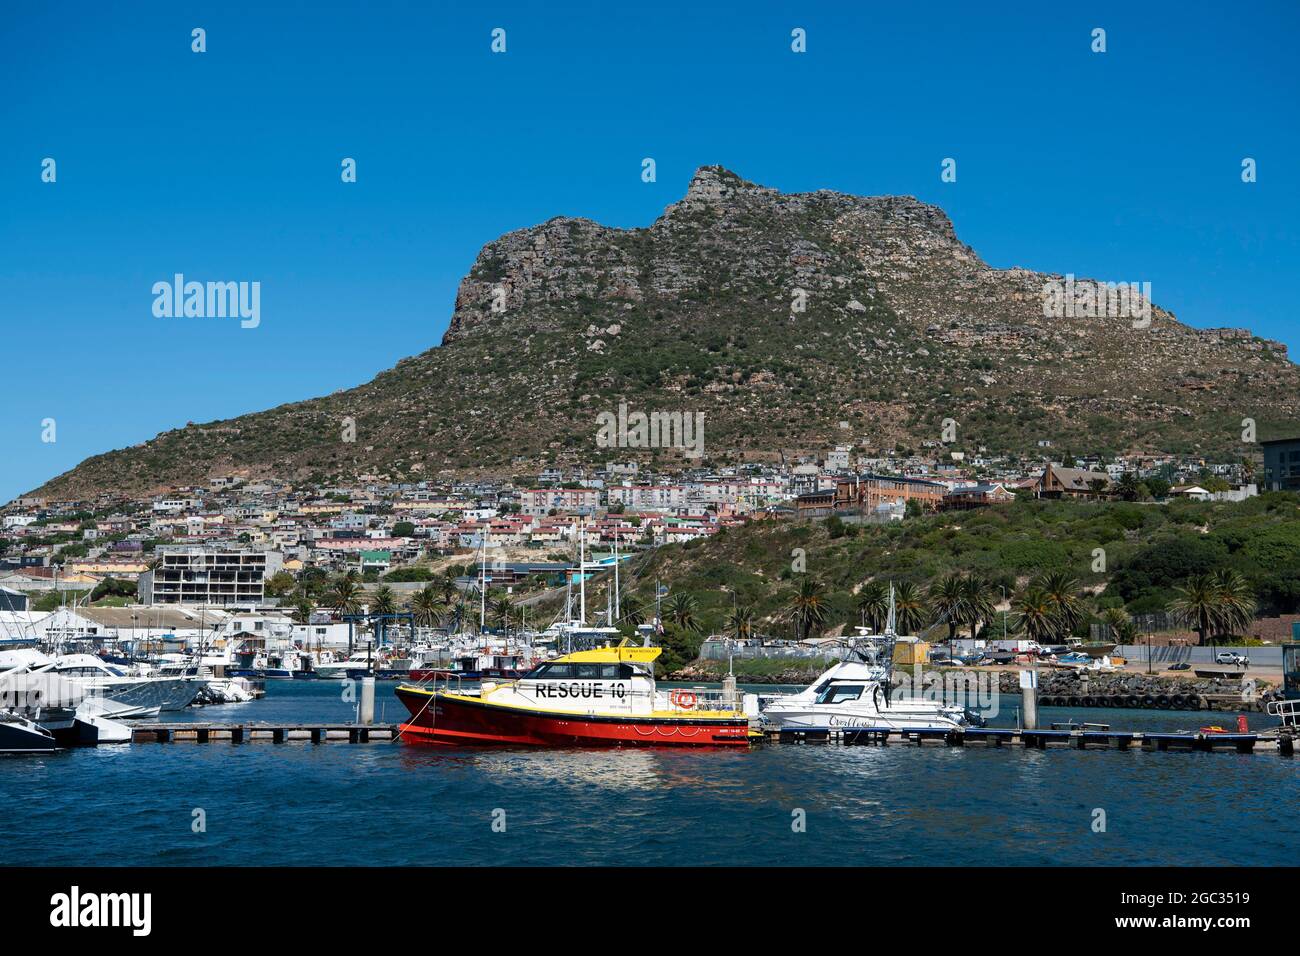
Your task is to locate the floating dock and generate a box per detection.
[121,722,1295,754]
[130,723,397,743]
[764,726,1293,753]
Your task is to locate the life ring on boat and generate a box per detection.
[671,690,697,710]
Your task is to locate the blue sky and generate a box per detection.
[2,0,1297,503]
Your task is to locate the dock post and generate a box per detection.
[1020,669,1039,731]
[360,676,376,726]
[722,673,738,710]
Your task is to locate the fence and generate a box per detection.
[698,640,841,663]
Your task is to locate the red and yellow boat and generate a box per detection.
[395,644,754,748]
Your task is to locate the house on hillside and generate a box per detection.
[1033,464,1112,499]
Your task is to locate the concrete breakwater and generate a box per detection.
[991,669,1266,712]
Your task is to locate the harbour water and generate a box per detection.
[2,682,1294,867]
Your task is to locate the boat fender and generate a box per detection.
[1126,696,1139,708]
[1141,695,1155,708]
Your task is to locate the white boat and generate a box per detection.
[759,587,973,733]
[0,710,58,753]
[35,654,201,713]
[312,650,379,680]
[0,664,133,746]
[759,655,970,732]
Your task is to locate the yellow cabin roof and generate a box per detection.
[554,644,661,664]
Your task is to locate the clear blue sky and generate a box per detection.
[3,0,1297,503]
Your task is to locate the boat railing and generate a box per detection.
[1265,698,1300,727]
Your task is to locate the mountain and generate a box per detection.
[27,166,1299,500]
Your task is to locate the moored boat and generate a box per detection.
[395,644,753,748]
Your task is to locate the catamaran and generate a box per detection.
[395,643,754,747]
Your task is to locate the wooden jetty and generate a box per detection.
[130,723,398,743]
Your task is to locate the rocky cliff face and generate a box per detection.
[28,166,1298,500]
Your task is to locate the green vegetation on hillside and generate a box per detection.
[617,494,1300,655]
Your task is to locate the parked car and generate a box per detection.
[1215,651,1249,667]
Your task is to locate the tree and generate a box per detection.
[856,581,889,633]
[1209,569,1256,642]
[1013,586,1061,644]
[265,570,297,598]
[928,573,967,645]
[291,596,315,625]
[492,596,515,635]
[1168,573,1218,645]
[324,571,364,617]
[370,585,397,617]
[892,581,927,636]
[1114,472,1142,502]
[665,592,701,634]
[1037,569,1085,637]
[784,578,830,641]
[392,520,416,537]
[725,604,755,642]
[962,575,997,642]
[620,593,646,628]
[411,583,442,628]
[1101,607,1136,644]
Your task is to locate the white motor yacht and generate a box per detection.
[759,588,975,733]
[36,654,201,713]
[759,655,970,732]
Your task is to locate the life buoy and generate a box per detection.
[671,690,697,710]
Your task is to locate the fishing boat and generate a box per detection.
[759,585,978,732]
[758,651,973,732]
[394,644,754,747]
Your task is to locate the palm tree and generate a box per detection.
[439,573,458,606]
[1169,573,1218,645]
[324,571,363,617]
[927,573,966,645]
[1114,472,1142,501]
[1210,569,1256,642]
[725,604,755,643]
[1037,569,1085,639]
[370,585,397,617]
[962,575,997,643]
[665,592,701,634]
[1101,607,1136,644]
[491,596,515,635]
[290,596,314,625]
[619,593,646,628]
[855,581,889,633]
[411,583,441,629]
[1013,586,1061,644]
[891,581,927,636]
[784,578,830,641]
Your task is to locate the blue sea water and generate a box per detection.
[1,681,1294,867]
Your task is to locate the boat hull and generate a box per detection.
[395,686,751,748]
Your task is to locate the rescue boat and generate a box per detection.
[394,644,754,748]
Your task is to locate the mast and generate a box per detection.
[478,530,486,634]
[612,531,620,622]
[578,518,587,626]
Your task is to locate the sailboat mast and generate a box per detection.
[612,532,620,621]
[478,532,486,632]
[578,519,587,625]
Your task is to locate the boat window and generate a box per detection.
[532,663,576,679]
[816,684,865,705]
[575,664,603,679]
